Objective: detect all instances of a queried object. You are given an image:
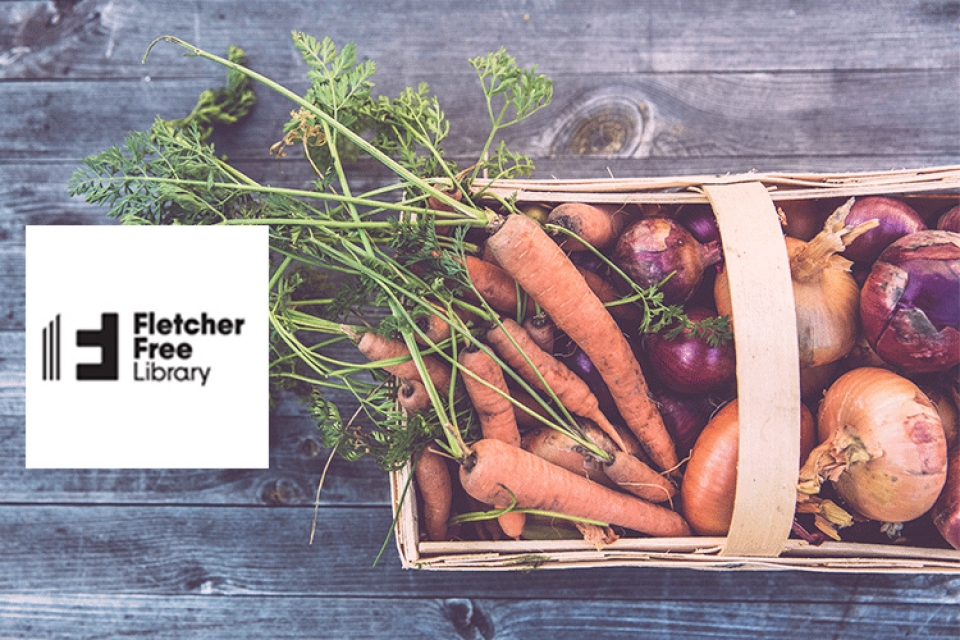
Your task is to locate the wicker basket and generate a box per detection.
[392,166,960,572]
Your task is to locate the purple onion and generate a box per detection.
[677,205,721,245]
[937,205,960,233]
[842,196,927,265]
[932,446,960,550]
[860,230,960,374]
[645,308,736,395]
[613,217,722,305]
[648,386,713,459]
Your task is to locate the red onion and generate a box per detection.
[648,386,714,459]
[554,335,619,420]
[645,308,736,395]
[932,446,960,549]
[860,230,960,374]
[676,205,721,245]
[841,196,926,265]
[613,217,723,305]
[937,205,960,233]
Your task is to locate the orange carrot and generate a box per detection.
[521,426,617,488]
[397,379,430,414]
[486,214,679,472]
[547,202,629,252]
[603,450,676,503]
[576,267,642,328]
[458,345,522,448]
[414,446,453,541]
[508,386,553,430]
[458,344,525,538]
[413,306,452,346]
[485,317,630,453]
[459,438,690,537]
[355,330,452,392]
[464,255,528,319]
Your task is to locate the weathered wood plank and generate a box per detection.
[0,411,389,505]
[0,0,957,81]
[0,593,957,639]
[1,505,958,604]
[1,71,957,162]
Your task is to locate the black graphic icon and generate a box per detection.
[77,313,119,381]
[42,314,61,381]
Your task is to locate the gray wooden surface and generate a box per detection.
[2,1,959,637]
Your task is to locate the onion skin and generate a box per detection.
[931,446,960,550]
[804,367,947,523]
[649,386,714,459]
[936,205,960,233]
[614,217,722,305]
[714,235,861,369]
[859,230,960,374]
[645,308,736,395]
[681,399,816,536]
[841,197,926,265]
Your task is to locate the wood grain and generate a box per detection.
[1,505,958,603]
[3,0,960,635]
[1,0,957,81]
[0,593,956,639]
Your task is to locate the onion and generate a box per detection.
[715,198,874,369]
[936,205,960,233]
[676,204,721,245]
[799,367,947,523]
[840,196,926,265]
[681,399,816,535]
[645,308,736,395]
[648,386,715,459]
[931,447,960,550]
[613,217,722,305]
[859,230,960,374]
[778,199,830,242]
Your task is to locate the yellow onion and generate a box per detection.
[681,399,816,536]
[799,367,948,523]
[715,198,876,369]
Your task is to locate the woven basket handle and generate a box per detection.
[703,182,801,557]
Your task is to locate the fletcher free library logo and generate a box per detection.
[26,226,268,469]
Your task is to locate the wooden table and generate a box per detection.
[2,1,958,637]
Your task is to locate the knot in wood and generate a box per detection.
[545,88,656,158]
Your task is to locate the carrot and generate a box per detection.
[547,202,628,252]
[464,255,528,319]
[414,446,453,541]
[485,317,630,453]
[397,378,430,414]
[459,438,691,537]
[522,312,556,353]
[603,450,676,503]
[521,426,617,488]
[458,344,525,538]
[486,214,679,472]
[508,386,553,430]
[576,266,642,328]
[413,306,452,346]
[458,345,522,448]
[354,330,452,391]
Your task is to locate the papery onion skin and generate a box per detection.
[931,446,960,550]
[859,230,960,374]
[813,367,947,523]
[614,217,722,305]
[714,235,861,368]
[645,308,736,395]
[841,197,926,265]
[936,205,960,233]
[681,399,816,536]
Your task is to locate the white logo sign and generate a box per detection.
[26,226,268,469]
